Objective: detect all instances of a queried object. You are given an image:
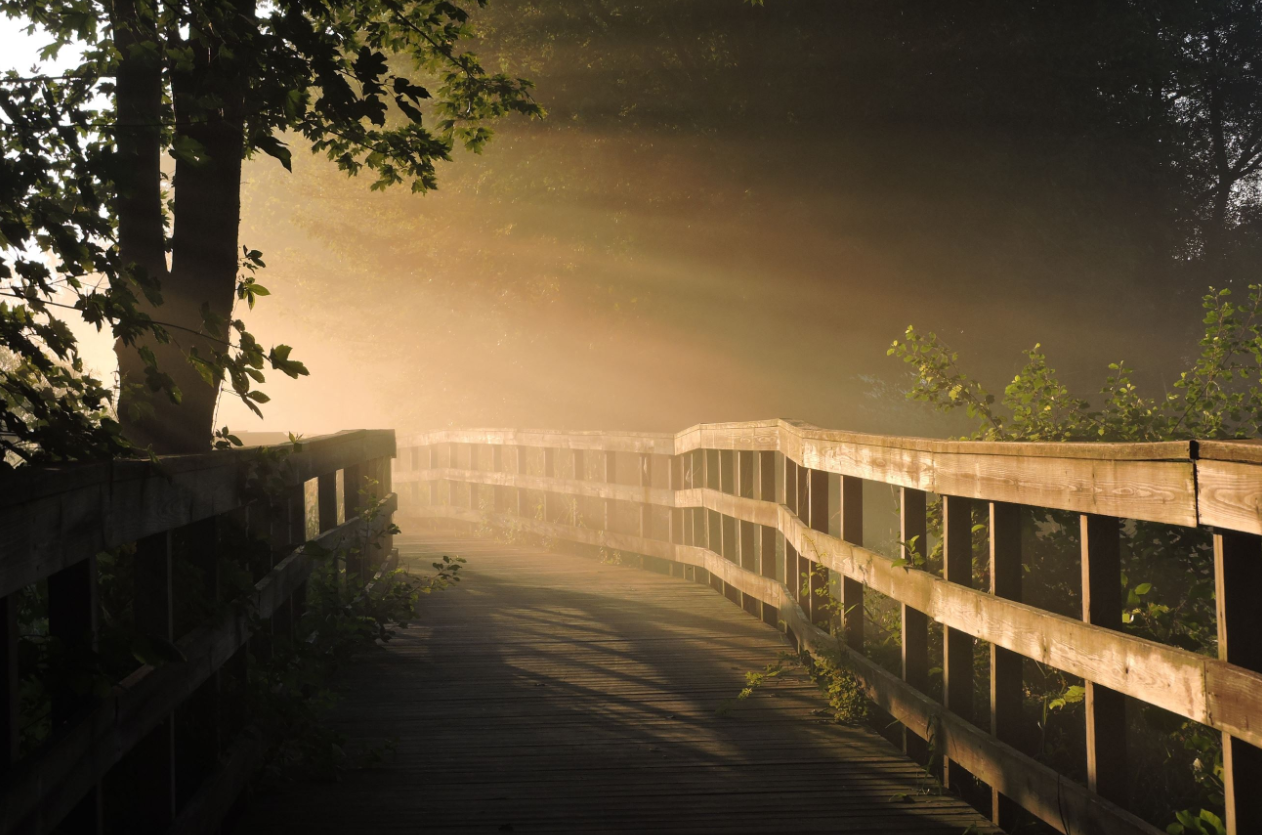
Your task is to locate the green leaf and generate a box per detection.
[170,134,209,166]
[255,134,293,172]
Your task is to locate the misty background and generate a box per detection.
[27,1,1240,438]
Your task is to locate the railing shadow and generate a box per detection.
[230,533,997,834]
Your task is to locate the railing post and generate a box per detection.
[990,501,1023,828]
[604,451,616,534]
[514,446,525,517]
[759,451,778,627]
[709,508,724,593]
[942,495,974,795]
[47,554,102,835]
[128,530,176,829]
[379,455,395,568]
[693,506,709,585]
[720,450,734,495]
[639,453,651,538]
[785,455,800,613]
[544,448,555,524]
[808,469,831,630]
[343,462,366,582]
[900,487,929,764]
[0,590,17,771]
[696,451,713,587]
[48,554,102,833]
[1080,513,1127,810]
[1214,529,1262,835]
[428,443,438,504]
[839,475,863,649]
[318,471,338,532]
[288,482,308,624]
[722,511,740,604]
[175,517,220,809]
[740,520,758,615]
[759,523,778,627]
[669,456,684,576]
[785,457,798,513]
[469,444,481,513]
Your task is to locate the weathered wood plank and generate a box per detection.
[233,533,1000,834]
[779,603,1163,835]
[1214,530,1262,835]
[1082,513,1127,806]
[1197,459,1262,534]
[417,495,1262,748]
[989,501,1022,828]
[406,428,674,455]
[402,421,1199,526]
[404,521,1158,835]
[899,488,929,765]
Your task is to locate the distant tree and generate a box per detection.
[0,0,541,459]
[1110,1,1262,263]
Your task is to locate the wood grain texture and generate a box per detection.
[780,603,1164,835]
[378,523,1160,835]
[231,533,1001,835]
[401,421,1201,525]
[1214,531,1262,835]
[1197,459,1262,534]
[405,467,675,509]
[409,493,1262,748]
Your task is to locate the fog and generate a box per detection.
[183,2,1209,437]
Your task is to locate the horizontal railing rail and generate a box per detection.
[395,420,1262,835]
[0,429,397,835]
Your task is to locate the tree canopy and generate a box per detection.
[0,0,541,463]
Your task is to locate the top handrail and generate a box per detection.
[407,418,1211,459]
[0,428,396,600]
[403,419,1262,531]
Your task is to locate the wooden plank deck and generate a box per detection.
[230,534,1001,834]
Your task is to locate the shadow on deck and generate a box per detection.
[230,533,1000,834]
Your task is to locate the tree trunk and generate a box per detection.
[110,0,182,451]
[114,0,254,454]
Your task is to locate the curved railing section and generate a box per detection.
[395,420,1262,835]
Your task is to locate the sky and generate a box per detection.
[2,3,1211,441]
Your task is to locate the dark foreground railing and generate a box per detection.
[0,429,395,835]
[396,419,1262,835]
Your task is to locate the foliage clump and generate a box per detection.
[889,285,1262,443]
[883,285,1262,829]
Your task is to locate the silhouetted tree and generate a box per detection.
[1,0,541,457]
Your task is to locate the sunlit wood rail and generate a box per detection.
[0,429,397,835]
[395,419,1262,835]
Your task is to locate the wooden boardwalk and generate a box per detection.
[231,533,1000,834]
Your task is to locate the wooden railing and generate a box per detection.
[396,419,1262,835]
[0,429,396,835]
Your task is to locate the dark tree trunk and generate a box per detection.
[110,0,184,451]
[114,0,253,454]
